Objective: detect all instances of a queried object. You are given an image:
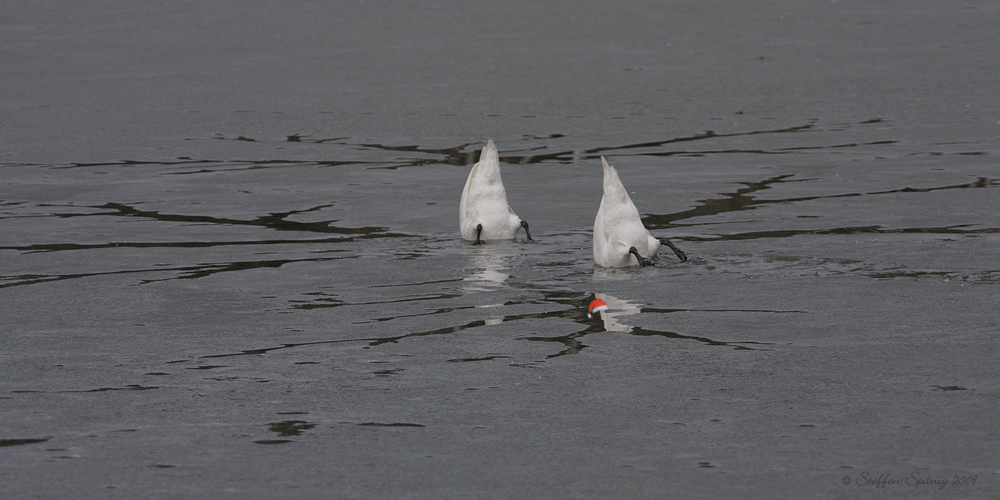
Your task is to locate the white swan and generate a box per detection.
[593,156,686,267]
[460,139,531,243]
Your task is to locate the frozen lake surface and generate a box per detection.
[2,1,998,498]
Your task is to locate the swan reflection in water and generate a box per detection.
[462,247,511,293]
[463,246,514,325]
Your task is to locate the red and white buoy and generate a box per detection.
[587,298,608,319]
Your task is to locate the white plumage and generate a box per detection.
[460,140,530,243]
[593,157,686,267]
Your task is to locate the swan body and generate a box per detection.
[594,157,686,267]
[460,140,530,243]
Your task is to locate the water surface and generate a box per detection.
[2,1,998,498]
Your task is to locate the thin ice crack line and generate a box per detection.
[682,224,1000,242]
[357,122,824,167]
[1,238,362,254]
[196,321,488,359]
[10,202,401,237]
[645,175,996,228]
[599,141,901,160]
[0,256,355,289]
[350,305,477,322]
[196,124,816,162]
[94,202,394,236]
[3,120,877,174]
[641,307,808,314]
[524,325,774,359]
[13,157,391,172]
[200,305,787,359]
[584,123,819,155]
[290,293,463,311]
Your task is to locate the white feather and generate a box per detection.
[460,140,528,242]
[593,157,661,267]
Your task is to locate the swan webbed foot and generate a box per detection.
[475,223,483,245]
[660,238,687,262]
[629,246,655,267]
[521,220,532,240]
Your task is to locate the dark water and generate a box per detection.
[2,1,999,498]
